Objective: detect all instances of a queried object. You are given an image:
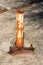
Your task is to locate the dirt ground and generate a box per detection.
[0,0,43,65]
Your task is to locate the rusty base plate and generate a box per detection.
[8,44,35,55]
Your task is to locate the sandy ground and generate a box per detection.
[0,0,43,65]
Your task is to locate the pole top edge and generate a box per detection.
[16,10,24,14]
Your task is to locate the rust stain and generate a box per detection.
[8,43,35,55]
[0,9,7,14]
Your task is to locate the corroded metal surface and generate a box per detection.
[16,10,24,48]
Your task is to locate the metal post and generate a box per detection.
[16,10,24,48]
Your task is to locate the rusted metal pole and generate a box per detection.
[16,10,24,48]
[8,10,35,54]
